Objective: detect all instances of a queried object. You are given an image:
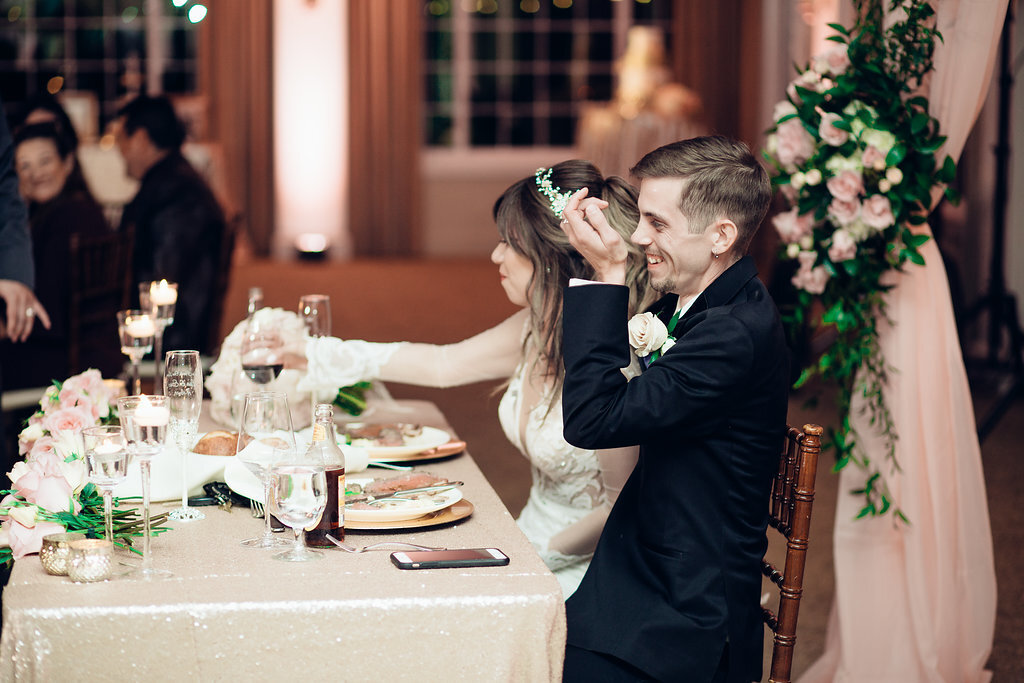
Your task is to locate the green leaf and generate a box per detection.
[936,155,957,183]
[910,112,931,135]
[907,249,926,266]
[827,22,849,36]
[886,143,907,166]
[855,504,874,519]
[907,233,930,248]
[918,135,947,153]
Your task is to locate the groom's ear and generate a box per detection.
[710,219,738,253]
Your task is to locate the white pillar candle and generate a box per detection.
[150,280,178,305]
[134,396,169,426]
[93,441,123,455]
[126,316,156,338]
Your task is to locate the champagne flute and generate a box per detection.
[81,425,129,544]
[117,394,172,579]
[268,445,326,562]
[117,310,155,396]
[165,350,204,522]
[299,294,331,415]
[139,280,178,393]
[236,391,295,548]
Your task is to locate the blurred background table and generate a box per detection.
[0,400,565,681]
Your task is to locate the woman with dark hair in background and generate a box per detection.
[1,122,111,389]
[297,160,654,597]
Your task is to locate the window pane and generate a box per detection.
[426,115,452,145]
[75,29,106,60]
[471,115,496,145]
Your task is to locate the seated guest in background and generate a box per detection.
[558,136,789,682]
[16,93,90,200]
[0,122,111,390]
[116,94,225,355]
[295,161,654,598]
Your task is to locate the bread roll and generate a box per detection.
[193,430,239,456]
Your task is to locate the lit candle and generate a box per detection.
[93,441,123,455]
[134,396,169,427]
[150,280,178,306]
[126,315,156,338]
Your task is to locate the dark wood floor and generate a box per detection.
[216,256,1023,680]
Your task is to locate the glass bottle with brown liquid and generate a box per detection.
[304,403,345,546]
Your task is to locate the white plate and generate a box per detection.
[112,441,231,502]
[344,477,463,523]
[224,469,463,524]
[340,424,451,459]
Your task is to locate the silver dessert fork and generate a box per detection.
[249,498,264,518]
[326,537,444,553]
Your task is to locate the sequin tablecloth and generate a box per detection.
[0,400,566,682]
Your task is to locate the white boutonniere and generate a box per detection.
[627,312,676,361]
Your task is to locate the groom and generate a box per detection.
[559,136,790,682]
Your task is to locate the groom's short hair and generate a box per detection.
[630,135,771,255]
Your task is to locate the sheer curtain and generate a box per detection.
[199,0,275,256]
[798,1,1008,681]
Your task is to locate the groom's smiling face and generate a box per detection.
[631,177,717,300]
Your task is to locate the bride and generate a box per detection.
[301,160,653,597]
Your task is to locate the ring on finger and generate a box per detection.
[25,308,34,317]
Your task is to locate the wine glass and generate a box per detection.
[117,394,172,579]
[165,350,204,522]
[117,310,155,396]
[298,294,331,338]
[81,425,129,544]
[139,280,178,393]
[239,319,285,388]
[268,445,327,562]
[236,391,295,548]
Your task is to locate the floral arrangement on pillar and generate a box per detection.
[763,0,957,520]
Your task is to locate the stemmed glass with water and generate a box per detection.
[117,310,155,396]
[299,294,331,414]
[165,350,205,522]
[236,391,295,548]
[117,394,172,578]
[81,425,129,544]
[268,445,327,562]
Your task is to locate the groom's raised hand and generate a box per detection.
[560,188,628,286]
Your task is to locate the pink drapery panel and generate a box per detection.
[199,0,275,256]
[798,2,1007,682]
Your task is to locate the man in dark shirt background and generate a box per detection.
[116,95,225,355]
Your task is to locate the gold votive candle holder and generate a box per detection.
[39,532,88,576]
[67,539,113,582]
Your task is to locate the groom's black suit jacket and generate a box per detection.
[561,256,790,682]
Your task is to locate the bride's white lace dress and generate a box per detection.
[303,309,635,598]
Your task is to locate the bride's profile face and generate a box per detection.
[491,239,534,307]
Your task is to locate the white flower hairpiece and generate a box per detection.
[534,167,572,217]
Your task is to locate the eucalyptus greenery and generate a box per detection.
[763,0,957,521]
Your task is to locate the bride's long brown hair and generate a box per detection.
[492,159,654,407]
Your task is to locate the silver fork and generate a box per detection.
[249,498,264,518]
[326,537,444,553]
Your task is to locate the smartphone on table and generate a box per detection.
[390,548,510,570]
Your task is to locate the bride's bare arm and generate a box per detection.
[302,309,528,390]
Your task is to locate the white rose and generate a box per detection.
[799,235,815,250]
[878,179,892,193]
[58,458,89,494]
[791,172,806,190]
[8,505,37,528]
[860,128,896,156]
[786,243,802,259]
[7,461,30,486]
[885,167,903,185]
[52,430,85,463]
[773,100,797,122]
[627,313,669,358]
[804,169,823,186]
[19,422,44,443]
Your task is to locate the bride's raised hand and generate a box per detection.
[560,188,628,286]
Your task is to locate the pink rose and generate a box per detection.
[819,112,849,146]
[826,169,864,202]
[814,45,850,75]
[828,197,861,226]
[41,406,94,435]
[5,519,67,560]
[775,118,815,167]
[861,194,895,230]
[772,208,814,244]
[28,435,55,461]
[828,230,858,262]
[58,386,95,418]
[31,475,77,513]
[861,145,885,171]
[32,450,66,478]
[792,255,830,294]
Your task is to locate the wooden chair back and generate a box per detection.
[762,423,823,683]
[68,228,134,375]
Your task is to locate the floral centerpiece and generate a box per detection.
[763,0,957,520]
[0,370,167,565]
[206,307,370,429]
